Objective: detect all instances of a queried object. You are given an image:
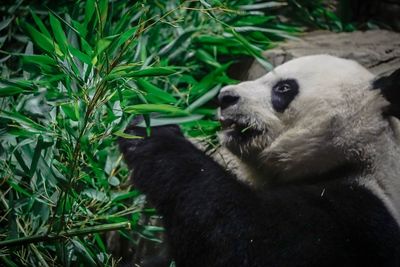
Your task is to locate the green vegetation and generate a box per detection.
[0,1,354,266]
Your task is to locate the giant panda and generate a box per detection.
[118,55,400,267]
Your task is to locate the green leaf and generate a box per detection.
[107,66,178,80]
[13,149,31,174]
[61,103,80,121]
[96,38,112,56]
[111,191,141,203]
[234,15,275,26]
[30,11,52,38]
[29,136,44,177]
[8,180,31,197]
[234,26,299,41]
[195,49,221,68]
[0,110,47,132]
[84,0,96,28]
[68,45,92,65]
[129,67,178,77]
[159,28,197,56]
[71,19,88,38]
[49,13,68,54]
[70,239,97,267]
[94,234,106,252]
[194,35,239,46]
[230,29,262,53]
[190,63,231,97]
[0,18,12,32]
[0,86,24,97]
[113,131,142,139]
[136,79,177,104]
[20,21,61,56]
[137,114,204,127]
[21,54,58,73]
[116,27,138,49]
[1,256,19,267]
[83,189,109,202]
[239,2,287,10]
[230,29,273,70]
[98,0,108,32]
[124,104,188,116]
[22,54,57,66]
[186,85,221,112]
[108,176,120,186]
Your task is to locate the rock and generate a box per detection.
[246,30,400,80]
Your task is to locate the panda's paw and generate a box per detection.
[118,116,184,169]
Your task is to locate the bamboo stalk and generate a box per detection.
[0,221,131,248]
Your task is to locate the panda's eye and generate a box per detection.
[271,79,299,113]
[274,83,291,93]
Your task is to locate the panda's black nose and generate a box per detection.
[218,90,240,109]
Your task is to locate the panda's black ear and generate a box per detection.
[372,68,400,118]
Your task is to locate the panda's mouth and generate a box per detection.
[220,117,262,141]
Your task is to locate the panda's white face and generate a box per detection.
[218,55,388,184]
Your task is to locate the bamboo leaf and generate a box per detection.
[29,136,44,177]
[49,13,68,54]
[195,49,221,68]
[8,180,31,197]
[61,103,79,121]
[0,110,47,132]
[70,239,97,267]
[98,0,108,32]
[136,79,177,104]
[22,54,57,66]
[84,0,96,28]
[0,18,12,31]
[194,35,239,46]
[239,2,287,10]
[190,63,231,97]
[124,104,188,116]
[0,86,24,97]
[68,45,92,65]
[96,38,112,56]
[186,85,221,112]
[20,21,62,56]
[107,67,178,80]
[30,11,52,38]
[111,191,141,203]
[159,28,197,56]
[113,131,142,139]
[137,114,204,127]
[13,149,31,174]
[116,27,138,49]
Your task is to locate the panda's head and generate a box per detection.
[218,55,399,185]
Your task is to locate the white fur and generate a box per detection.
[219,54,400,224]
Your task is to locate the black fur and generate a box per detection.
[119,122,400,267]
[373,68,400,118]
[271,79,299,112]
[218,90,240,110]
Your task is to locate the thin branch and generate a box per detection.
[0,221,131,248]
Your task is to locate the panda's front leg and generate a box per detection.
[118,122,184,200]
[118,121,263,266]
[118,121,249,209]
[117,122,219,207]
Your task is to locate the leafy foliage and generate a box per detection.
[0,0,350,266]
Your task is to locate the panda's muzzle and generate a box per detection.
[218,89,264,141]
[220,117,237,129]
[218,89,240,110]
[220,116,263,141]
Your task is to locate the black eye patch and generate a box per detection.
[271,79,299,112]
